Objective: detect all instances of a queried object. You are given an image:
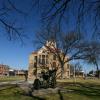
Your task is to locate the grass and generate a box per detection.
[41,78,100,100]
[57,78,100,84]
[0,85,34,100]
[0,84,46,100]
[0,78,100,100]
[0,76,25,82]
[59,83,100,100]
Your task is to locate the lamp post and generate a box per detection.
[73,58,76,84]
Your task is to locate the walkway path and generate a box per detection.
[0,80,25,86]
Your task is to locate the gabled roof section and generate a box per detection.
[31,51,37,54]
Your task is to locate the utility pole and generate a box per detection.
[74,64,76,83]
[73,58,76,84]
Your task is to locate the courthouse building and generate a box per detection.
[28,41,70,80]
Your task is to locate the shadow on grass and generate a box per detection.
[58,89,64,100]
[73,83,100,97]
[1,81,100,100]
[32,96,46,100]
[0,84,18,91]
[24,82,100,100]
[0,84,46,100]
[23,94,46,100]
[21,90,46,100]
[59,82,100,98]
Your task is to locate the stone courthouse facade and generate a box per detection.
[28,41,70,80]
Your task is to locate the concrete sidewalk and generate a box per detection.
[0,80,25,85]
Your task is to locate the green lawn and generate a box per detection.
[58,83,100,100]
[39,79,100,100]
[0,85,34,100]
[0,79,100,100]
[0,76,25,82]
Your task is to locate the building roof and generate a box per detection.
[31,51,37,54]
[0,64,9,68]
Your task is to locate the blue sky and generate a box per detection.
[0,0,41,69]
[0,35,35,70]
[0,0,99,72]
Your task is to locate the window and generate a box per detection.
[53,55,56,60]
[34,62,37,68]
[39,55,41,64]
[67,71,69,76]
[34,56,37,62]
[46,55,48,64]
[53,62,56,68]
[67,64,70,69]
[42,55,45,58]
[42,55,45,65]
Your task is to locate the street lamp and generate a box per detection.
[73,57,76,84]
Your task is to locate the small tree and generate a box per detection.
[78,41,100,78]
[70,62,83,77]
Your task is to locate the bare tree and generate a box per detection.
[71,62,83,78]
[0,0,28,43]
[34,25,100,78]
[35,25,81,78]
[32,0,100,38]
[78,41,100,78]
[1,0,100,42]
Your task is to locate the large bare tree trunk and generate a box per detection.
[61,64,64,79]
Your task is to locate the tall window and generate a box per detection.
[53,62,56,68]
[67,64,70,69]
[34,56,37,62]
[34,62,37,68]
[42,55,45,65]
[46,55,48,64]
[67,71,69,76]
[39,55,41,64]
[53,55,56,60]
